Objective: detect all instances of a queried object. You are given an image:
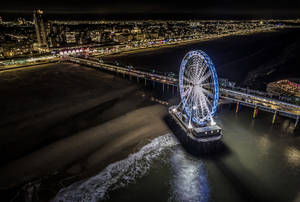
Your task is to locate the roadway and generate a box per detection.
[0,56,59,72]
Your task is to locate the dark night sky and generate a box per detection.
[1,0,300,19]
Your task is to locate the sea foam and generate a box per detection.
[53,133,178,202]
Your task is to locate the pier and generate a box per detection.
[66,55,300,127]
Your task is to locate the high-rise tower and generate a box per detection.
[33,10,48,50]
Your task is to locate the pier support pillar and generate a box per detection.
[295,116,299,128]
[144,78,147,86]
[172,85,174,95]
[123,72,125,78]
[272,111,277,124]
[235,101,240,113]
[152,81,155,88]
[253,106,258,119]
[129,75,132,80]
[137,77,139,83]
[162,83,165,93]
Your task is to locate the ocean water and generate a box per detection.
[53,107,300,202]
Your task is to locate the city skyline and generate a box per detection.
[1,0,300,19]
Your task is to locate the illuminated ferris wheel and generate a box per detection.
[179,50,219,126]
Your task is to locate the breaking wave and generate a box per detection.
[53,134,178,202]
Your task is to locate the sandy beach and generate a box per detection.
[0,62,170,201]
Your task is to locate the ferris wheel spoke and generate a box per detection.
[202,91,212,108]
[203,93,212,112]
[196,86,208,119]
[195,89,205,119]
[194,98,202,120]
[184,70,194,80]
[199,87,211,112]
[201,83,214,91]
[182,87,193,108]
[199,70,212,84]
[182,86,192,97]
[195,57,202,78]
[199,90,210,116]
[196,58,205,78]
[186,67,196,83]
[182,84,192,89]
[183,88,192,96]
[201,87,214,98]
[183,76,193,84]
[186,63,196,74]
[198,60,207,79]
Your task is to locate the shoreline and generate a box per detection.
[0,62,171,201]
[0,105,169,188]
[100,27,284,59]
[0,103,170,201]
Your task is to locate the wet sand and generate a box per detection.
[0,105,169,188]
[0,63,170,201]
[0,62,137,164]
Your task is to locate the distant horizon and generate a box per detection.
[1,12,300,21]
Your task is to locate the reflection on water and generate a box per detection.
[281,120,296,134]
[257,135,271,156]
[54,134,211,202]
[286,147,300,168]
[169,148,209,202]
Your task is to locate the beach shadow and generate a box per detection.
[212,156,279,202]
[0,97,120,166]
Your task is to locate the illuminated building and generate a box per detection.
[65,32,77,44]
[267,79,300,98]
[33,9,48,51]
